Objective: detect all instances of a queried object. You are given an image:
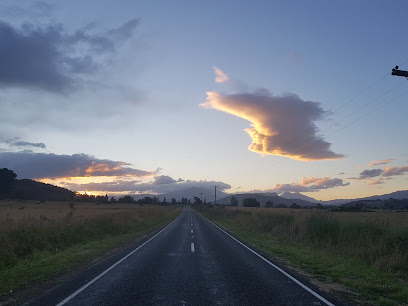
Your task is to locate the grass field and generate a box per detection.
[196,205,408,305]
[0,200,181,303]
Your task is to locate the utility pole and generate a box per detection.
[200,192,204,203]
[214,186,219,205]
[391,66,408,77]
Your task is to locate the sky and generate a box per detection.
[1,0,408,201]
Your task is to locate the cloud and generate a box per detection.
[62,176,231,195]
[201,90,344,161]
[368,159,394,166]
[273,176,349,193]
[213,66,230,83]
[0,19,138,93]
[0,137,46,149]
[152,175,177,185]
[357,169,384,179]
[367,179,384,186]
[382,166,408,177]
[0,152,157,179]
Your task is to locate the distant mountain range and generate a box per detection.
[3,176,407,207]
[214,190,408,207]
[319,190,408,205]
[126,189,408,207]
[216,192,318,207]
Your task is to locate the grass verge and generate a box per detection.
[196,206,407,305]
[0,203,181,303]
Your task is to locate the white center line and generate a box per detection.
[191,242,195,253]
[191,229,193,234]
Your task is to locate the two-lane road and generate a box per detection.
[26,207,336,305]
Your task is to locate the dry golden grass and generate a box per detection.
[0,200,180,267]
[232,207,407,230]
[0,199,166,222]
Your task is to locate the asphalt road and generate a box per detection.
[26,206,337,306]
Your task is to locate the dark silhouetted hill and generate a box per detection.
[12,179,75,201]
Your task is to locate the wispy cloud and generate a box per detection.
[213,66,230,83]
[367,179,384,185]
[273,176,349,193]
[0,137,46,149]
[0,152,157,179]
[201,90,344,161]
[368,159,394,166]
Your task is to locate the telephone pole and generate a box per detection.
[214,186,219,205]
[200,192,204,203]
[392,66,408,77]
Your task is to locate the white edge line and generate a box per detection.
[199,214,335,306]
[56,214,182,306]
[191,242,195,253]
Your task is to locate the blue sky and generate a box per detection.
[1,1,408,200]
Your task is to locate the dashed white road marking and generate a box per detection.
[191,242,195,253]
[191,229,193,234]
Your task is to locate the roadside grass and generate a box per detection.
[196,205,408,305]
[0,201,181,301]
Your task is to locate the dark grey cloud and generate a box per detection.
[202,90,344,161]
[0,19,138,93]
[0,152,156,179]
[358,169,384,179]
[63,176,231,195]
[348,168,384,180]
[1,137,46,149]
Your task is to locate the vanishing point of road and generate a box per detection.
[26,206,338,306]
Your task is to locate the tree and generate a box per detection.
[230,196,238,206]
[275,203,288,208]
[290,203,300,209]
[118,195,134,203]
[265,200,274,208]
[171,198,177,205]
[193,196,202,204]
[242,198,260,207]
[0,168,17,195]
